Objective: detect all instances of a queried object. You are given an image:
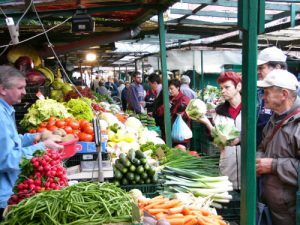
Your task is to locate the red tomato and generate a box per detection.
[79,119,89,129]
[78,132,93,142]
[48,116,57,122]
[39,122,48,128]
[47,126,58,132]
[83,125,94,135]
[55,120,66,128]
[68,120,80,130]
[36,127,47,133]
[28,129,37,133]
[64,117,73,123]
[46,120,56,127]
[64,126,73,134]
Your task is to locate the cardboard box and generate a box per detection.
[77,141,107,154]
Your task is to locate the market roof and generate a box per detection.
[0,0,300,67]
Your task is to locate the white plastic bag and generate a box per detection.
[171,114,193,142]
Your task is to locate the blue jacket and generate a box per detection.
[0,99,45,208]
[257,89,272,146]
[105,82,119,97]
[127,82,144,113]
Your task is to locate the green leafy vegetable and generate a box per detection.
[20,99,71,130]
[211,123,240,148]
[65,98,94,121]
[185,99,207,120]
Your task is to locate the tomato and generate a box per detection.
[83,125,94,135]
[64,126,73,134]
[39,122,48,128]
[48,116,57,122]
[78,132,93,142]
[68,120,80,130]
[79,119,90,129]
[36,127,47,133]
[55,120,66,128]
[46,120,56,128]
[64,117,73,123]
[47,126,58,132]
[28,129,37,133]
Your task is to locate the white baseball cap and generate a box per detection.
[257,46,287,66]
[257,69,298,91]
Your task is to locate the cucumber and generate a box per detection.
[135,150,146,159]
[136,165,144,174]
[121,177,129,185]
[114,169,123,180]
[134,174,141,183]
[127,149,136,162]
[141,172,148,180]
[143,164,150,171]
[126,172,135,181]
[119,157,128,165]
[132,158,140,166]
[129,164,136,172]
[115,163,128,174]
[119,153,126,160]
[120,158,131,168]
[140,158,147,165]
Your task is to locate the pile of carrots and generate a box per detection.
[139,196,227,225]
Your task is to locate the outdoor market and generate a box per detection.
[0,1,300,225]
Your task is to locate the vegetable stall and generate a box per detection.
[1,20,239,225]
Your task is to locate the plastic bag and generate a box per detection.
[171,114,193,142]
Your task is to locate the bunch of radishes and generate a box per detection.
[8,149,68,205]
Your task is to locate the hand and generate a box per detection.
[140,101,146,107]
[43,139,64,151]
[229,138,240,146]
[197,115,214,132]
[256,158,273,176]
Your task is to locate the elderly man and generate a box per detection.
[180,75,197,100]
[257,46,287,146]
[256,69,300,225]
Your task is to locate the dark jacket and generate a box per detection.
[127,82,144,113]
[257,97,300,225]
[105,82,118,97]
[145,89,156,114]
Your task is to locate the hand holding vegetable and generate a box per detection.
[43,139,63,151]
[196,115,214,132]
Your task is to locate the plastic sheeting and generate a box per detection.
[146,49,242,73]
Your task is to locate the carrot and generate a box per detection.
[144,198,168,210]
[182,207,191,215]
[167,218,185,225]
[199,208,210,216]
[183,217,198,225]
[166,213,184,219]
[168,205,184,214]
[197,216,207,225]
[147,208,168,215]
[155,212,167,220]
[148,195,165,203]
[158,199,182,209]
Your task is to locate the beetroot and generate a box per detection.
[26,70,46,86]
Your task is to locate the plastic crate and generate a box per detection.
[217,191,240,224]
[121,184,159,198]
[63,152,109,168]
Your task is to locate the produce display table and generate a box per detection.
[67,167,114,180]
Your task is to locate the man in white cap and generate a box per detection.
[256,69,300,225]
[180,75,197,100]
[256,46,287,146]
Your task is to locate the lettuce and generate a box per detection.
[211,123,240,148]
[185,99,207,120]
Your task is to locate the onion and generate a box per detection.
[26,70,46,86]
[15,56,34,73]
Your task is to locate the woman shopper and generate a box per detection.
[157,79,191,147]
[197,72,242,190]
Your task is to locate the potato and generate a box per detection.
[50,134,62,142]
[52,128,66,137]
[40,130,53,141]
[61,134,75,142]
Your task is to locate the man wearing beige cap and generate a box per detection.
[256,46,288,146]
[256,69,300,225]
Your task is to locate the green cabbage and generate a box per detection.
[65,98,94,121]
[185,99,207,120]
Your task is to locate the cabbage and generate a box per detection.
[185,99,207,120]
[125,117,143,131]
[211,123,240,148]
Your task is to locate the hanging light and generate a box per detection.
[86,53,97,61]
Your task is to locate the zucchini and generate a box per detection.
[121,177,129,185]
[120,157,131,168]
[136,165,144,175]
[114,169,123,180]
[135,150,146,159]
[115,163,128,174]
[126,172,135,181]
[119,153,126,160]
